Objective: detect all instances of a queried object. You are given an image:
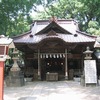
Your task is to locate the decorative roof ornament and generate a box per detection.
[50,16,57,22]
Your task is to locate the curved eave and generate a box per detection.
[12,31,31,39]
[14,33,95,45]
[76,30,97,38]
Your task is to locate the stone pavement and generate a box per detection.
[4,81,100,100]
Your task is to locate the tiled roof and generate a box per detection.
[13,19,96,44]
[14,33,95,44]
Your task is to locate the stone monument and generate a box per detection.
[6,48,25,87]
[83,46,97,86]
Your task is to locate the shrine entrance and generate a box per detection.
[41,58,65,80]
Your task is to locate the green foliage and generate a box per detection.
[0,0,36,36]
[6,15,30,36]
[87,21,100,35]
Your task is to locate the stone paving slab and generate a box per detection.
[4,81,100,100]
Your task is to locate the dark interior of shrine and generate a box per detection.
[40,58,65,80]
[45,58,64,72]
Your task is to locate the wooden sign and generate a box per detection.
[0,46,5,55]
[84,60,97,84]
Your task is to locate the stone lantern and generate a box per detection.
[10,48,20,71]
[83,46,93,60]
[6,48,25,87]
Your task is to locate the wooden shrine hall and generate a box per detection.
[13,17,96,81]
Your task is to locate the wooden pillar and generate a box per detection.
[0,61,4,100]
[38,49,41,80]
[65,49,68,79]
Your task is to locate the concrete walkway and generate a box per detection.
[4,81,100,100]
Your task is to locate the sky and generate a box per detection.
[30,5,44,17]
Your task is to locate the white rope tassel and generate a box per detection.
[54,54,56,58]
[57,54,59,58]
[40,54,42,58]
[60,54,62,58]
[63,54,65,58]
[46,54,48,58]
[50,54,52,58]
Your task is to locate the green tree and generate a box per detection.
[0,0,36,36]
[87,21,100,35]
[78,0,100,31]
[6,15,30,36]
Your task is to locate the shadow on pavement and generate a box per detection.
[18,96,37,100]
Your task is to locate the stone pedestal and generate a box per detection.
[46,72,58,81]
[69,69,74,80]
[6,71,25,87]
[80,75,85,86]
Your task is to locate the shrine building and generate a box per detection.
[13,17,97,81]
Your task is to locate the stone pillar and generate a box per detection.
[65,49,68,79]
[38,49,41,80]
